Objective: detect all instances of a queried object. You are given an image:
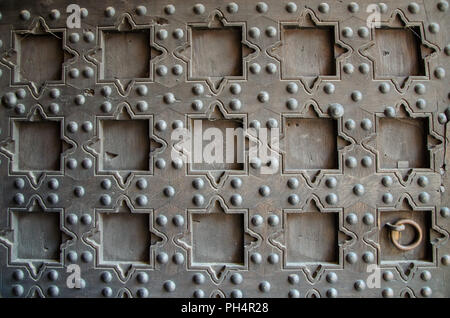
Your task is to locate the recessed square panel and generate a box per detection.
[286,212,338,264]
[191,118,244,171]
[101,120,150,171]
[101,213,150,262]
[192,212,244,264]
[374,27,425,77]
[282,26,336,77]
[380,210,432,262]
[103,30,150,79]
[17,34,64,84]
[378,117,429,169]
[17,121,62,171]
[12,211,61,261]
[285,118,338,170]
[191,28,243,77]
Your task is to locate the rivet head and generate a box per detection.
[361,118,372,131]
[163,280,176,292]
[136,195,148,206]
[342,27,353,38]
[268,253,279,264]
[414,83,426,95]
[434,67,446,79]
[156,215,168,227]
[230,177,242,189]
[353,184,365,196]
[163,186,175,198]
[157,252,169,264]
[193,273,205,284]
[417,176,429,187]
[101,271,112,283]
[325,193,338,205]
[418,192,430,203]
[135,5,147,16]
[408,2,420,13]
[164,4,176,15]
[2,92,17,108]
[259,281,271,292]
[288,274,300,284]
[420,270,432,281]
[361,156,373,167]
[230,194,243,206]
[229,98,242,111]
[428,23,440,34]
[438,0,449,11]
[345,156,357,168]
[100,194,111,206]
[74,186,85,197]
[230,273,243,285]
[381,176,393,187]
[47,285,59,297]
[259,185,271,197]
[286,2,298,13]
[326,272,338,283]
[191,100,203,111]
[384,106,396,117]
[359,63,370,74]
[357,27,369,38]
[363,213,374,225]
[157,29,168,40]
[102,287,113,297]
[265,26,277,37]
[20,10,31,21]
[323,83,335,94]
[105,7,115,17]
[379,82,390,93]
[192,194,204,206]
[248,27,261,39]
[346,252,357,264]
[81,214,92,225]
[251,253,262,264]
[343,63,354,74]
[256,2,268,13]
[249,63,261,74]
[288,289,300,298]
[421,287,432,297]
[354,280,366,291]
[287,177,299,189]
[268,214,279,226]
[382,288,394,298]
[328,103,344,119]
[325,177,337,188]
[416,98,426,109]
[348,2,359,12]
[193,4,205,15]
[172,252,184,264]
[382,193,394,204]
[14,178,25,189]
[288,194,300,205]
[318,3,330,13]
[286,82,298,94]
[441,254,450,265]
[362,251,374,263]
[351,90,362,102]
[440,207,450,218]
[172,215,184,227]
[383,270,394,281]
[346,213,358,225]
[286,98,298,110]
[101,179,112,190]
[12,269,24,281]
[230,289,243,298]
[326,288,338,298]
[257,91,269,103]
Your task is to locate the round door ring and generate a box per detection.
[387,219,423,251]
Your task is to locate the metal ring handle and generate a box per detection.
[388,219,423,251]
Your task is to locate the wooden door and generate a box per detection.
[0,0,449,298]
